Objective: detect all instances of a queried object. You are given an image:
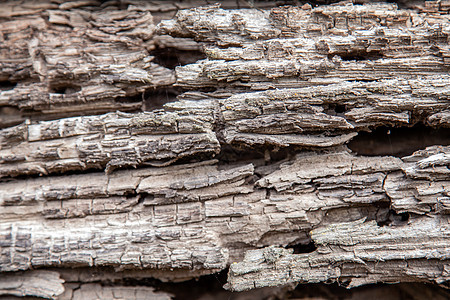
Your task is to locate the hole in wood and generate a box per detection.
[142,87,181,111]
[0,80,17,91]
[50,84,81,95]
[348,125,450,157]
[325,103,347,115]
[151,48,206,70]
[286,241,317,254]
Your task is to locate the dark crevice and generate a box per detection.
[0,164,111,182]
[286,240,317,254]
[348,124,450,157]
[49,84,81,95]
[0,80,17,91]
[151,48,206,70]
[289,282,450,300]
[122,274,450,300]
[122,269,229,300]
[142,87,181,111]
[216,144,297,166]
[337,49,384,62]
[377,210,410,227]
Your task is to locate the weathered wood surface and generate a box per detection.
[1,1,450,299]
[227,217,450,291]
[0,1,176,127]
[0,270,64,299]
[0,0,314,128]
[1,146,449,292]
[0,107,219,177]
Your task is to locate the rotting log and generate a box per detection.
[1,1,450,299]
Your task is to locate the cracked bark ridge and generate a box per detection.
[226,216,450,291]
[385,145,450,214]
[1,146,448,284]
[59,283,173,300]
[0,105,219,177]
[160,2,450,90]
[0,1,179,127]
[2,86,448,177]
[157,2,450,150]
[0,0,315,127]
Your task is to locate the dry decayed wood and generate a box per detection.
[1,1,450,299]
[0,107,219,176]
[0,270,64,299]
[1,145,449,294]
[0,1,177,127]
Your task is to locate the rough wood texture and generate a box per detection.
[159,3,450,87]
[0,1,177,127]
[0,270,64,299]
[1,146,449,286]
[0,107,219,177]
[1,1,450,298]
[227,217,450,291]
[0,0,313,128]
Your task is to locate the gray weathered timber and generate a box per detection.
[226,217,450,291]
[159,3,450,89]
[58,283,173,300]
[0,0,313,128]
[0,270,64,299]
[1,1,450,298]
[1,146,449,285]
[1,86,449,177]
[0,107,219,177]
[0,1,177,127]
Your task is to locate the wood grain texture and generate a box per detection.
[227,216,450,291]
[0,270,64,299]
[1,1,450,298]
[0,107,219,177]
[1,146,448,285]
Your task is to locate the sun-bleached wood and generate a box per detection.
[1,1,450,298]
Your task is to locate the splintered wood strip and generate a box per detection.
[0,270,65,299]
[0,108,219,177]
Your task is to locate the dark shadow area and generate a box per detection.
[121,270,450,300]
[151,48,206,70]
[0,80,17,91]
[338,50,384,61]
[123,269,229,300]
[286,240,317,254]
[216,144,299,167]
[49,84,81,95]
[289,282,450,300]
[377,210,410,227]
[142,87,181,111]
[324,103,347,116]
[348,125,450,157]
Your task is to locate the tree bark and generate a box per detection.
[0,1,449,299]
